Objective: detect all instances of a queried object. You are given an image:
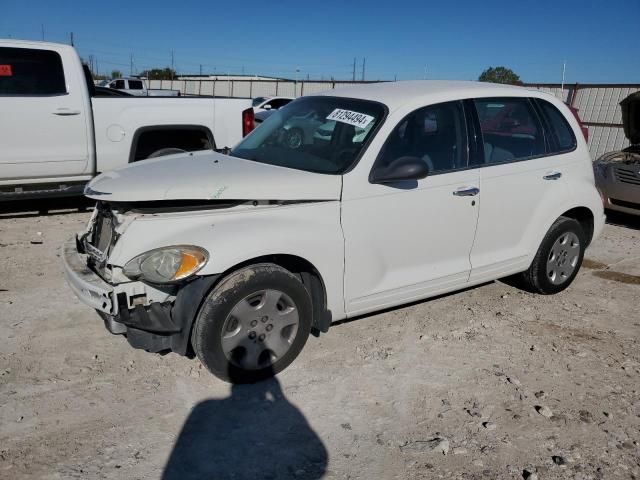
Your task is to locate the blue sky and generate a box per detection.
[2,0,638,83]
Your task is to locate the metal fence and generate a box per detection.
[524,83,639,159]
[148,79,639,160]
[148,78,380,99]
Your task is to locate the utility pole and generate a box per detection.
[361,57,366,81]
[130,54,134,76]
[70,32,74,46]
[199,64,202,76]
[352,57,356,81]
[561,60,566,97]
[171,50,175,80]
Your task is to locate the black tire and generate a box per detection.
[191,264,312,383]
[147,147,187,159]
[518,216,586,294]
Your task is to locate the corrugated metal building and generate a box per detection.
[525,83,640,159]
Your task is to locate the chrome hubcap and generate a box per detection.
[221,290,299,370]
[547,232,580,285]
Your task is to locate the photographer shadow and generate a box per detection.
[162,375,328,480]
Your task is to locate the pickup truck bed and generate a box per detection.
[0,39,253,200]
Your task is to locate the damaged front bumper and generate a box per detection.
[63,236,218,356]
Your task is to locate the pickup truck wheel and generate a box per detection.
[191,264,312,383]
[518,216,586,294]
[147,147,187,159]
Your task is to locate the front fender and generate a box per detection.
[109,201,346,320]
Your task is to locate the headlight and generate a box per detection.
[123,246,208,284]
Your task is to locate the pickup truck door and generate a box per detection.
[341,100,480,316]
[0,45,90,180]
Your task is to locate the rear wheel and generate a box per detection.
[191,264,312,383]
[518,216,586,294]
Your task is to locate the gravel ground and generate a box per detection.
[0,201,639,480]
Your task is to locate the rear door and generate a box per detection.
[0,46,90,180]
[468,97,571,283]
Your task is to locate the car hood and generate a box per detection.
[621,91,640,145]
[85,150,342,202]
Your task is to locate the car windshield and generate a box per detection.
[252,96,269,107]
[231,96,385,174]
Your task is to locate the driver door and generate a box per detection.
[341,100,481,316]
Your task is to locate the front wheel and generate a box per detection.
[191,264,312,383]
[518,216,586,294]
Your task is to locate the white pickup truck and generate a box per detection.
[100,77,181,97]
[0,40,254,200]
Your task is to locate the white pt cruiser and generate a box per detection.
[64,81,605,383]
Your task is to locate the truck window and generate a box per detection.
[128,79,143,90]
[0,47,66,96]
[113,80,125,89]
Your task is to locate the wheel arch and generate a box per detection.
[559,206,595,246]
[198,253,331,336]
[128,124,216,162]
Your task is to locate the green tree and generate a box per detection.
[141,68,177,80]
[478,66,522,85]
[111,70,123,79]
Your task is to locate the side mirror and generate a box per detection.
[370,156,429,184]
[263,104,272,110]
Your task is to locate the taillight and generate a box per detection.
[242,108,255,137]
[568,106,588,142]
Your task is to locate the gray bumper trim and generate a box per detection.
[62,237,115,314]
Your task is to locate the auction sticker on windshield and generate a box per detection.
[0,65,13,76]
[327,109,374,129]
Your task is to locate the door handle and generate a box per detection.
[543,171,562,180]
[53,108,81,116]
[453,186,480,196]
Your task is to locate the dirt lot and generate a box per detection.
[0,201,639,480]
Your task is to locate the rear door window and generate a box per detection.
[474,98,545,164]
[269,98,292,109]
[0,47,66,95]
[128,79,143,90]
[536,99,576,153]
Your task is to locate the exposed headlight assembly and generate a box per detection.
[123,246,208,284]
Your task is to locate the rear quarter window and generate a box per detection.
[0,47,66,96]
[536,99,577,153]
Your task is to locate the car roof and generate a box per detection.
[319,80,551,111]
[0,39,75,50]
